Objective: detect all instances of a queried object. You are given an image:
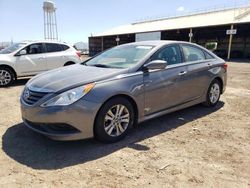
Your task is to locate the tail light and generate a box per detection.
[223,63,228,70]
[76,51,81,58]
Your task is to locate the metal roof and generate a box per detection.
[93,6,250,37]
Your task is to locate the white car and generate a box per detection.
[0,41,82,86]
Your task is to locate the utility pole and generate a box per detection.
[227,24,234,60]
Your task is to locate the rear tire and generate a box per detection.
[203,79,221,107]
[0,67,14,87]
[94,97,135,143]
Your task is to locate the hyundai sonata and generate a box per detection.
[20,41,227,142]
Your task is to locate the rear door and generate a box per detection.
[15,43,47,76]
[180,44,213,101]
[143,44,188,115]
[44,43,66,70]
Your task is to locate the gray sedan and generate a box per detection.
[20,41,227,142]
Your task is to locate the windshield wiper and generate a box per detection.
[90,64,114,68]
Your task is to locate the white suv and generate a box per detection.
[0,41,82,86]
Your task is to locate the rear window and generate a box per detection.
[45,43,62,53]
[61,44,70,51]
[182,45,205,62]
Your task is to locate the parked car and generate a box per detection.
[20,41,227,143]
[81,50,89,55]
[0,41,82,86]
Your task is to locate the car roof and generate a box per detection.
[21,40,70,46]
[124,40,193,47]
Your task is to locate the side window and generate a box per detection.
[61,44,70,51]
[204,51,215,59]
[45,43,63,53]
[182,45,205,62]
[151,45,182,65]
[25,43,44,55]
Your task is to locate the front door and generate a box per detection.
[16,43,47,76]
[143,45,188,115]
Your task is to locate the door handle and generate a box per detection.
[38,57,45,60]
[178,71,187,76]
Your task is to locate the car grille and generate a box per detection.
[23,88,49,105]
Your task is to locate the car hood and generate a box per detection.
[0,54,10,61]
[26,64,127,93]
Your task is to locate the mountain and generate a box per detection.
[74,42,88,50]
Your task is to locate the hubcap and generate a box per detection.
[209,83,220,104]
[104,104,130,137]
[0,70,11,86]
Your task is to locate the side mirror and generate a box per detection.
[143,60,167,71]
[19,49,27,56]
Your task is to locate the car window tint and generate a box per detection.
[151,45,182,65]
[46,43,62,53]
[182,45,205,62]
[61,44,70,51]
[204,51,214,59]
[25,43,43,54]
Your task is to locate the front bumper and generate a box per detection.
[20,97,102,141]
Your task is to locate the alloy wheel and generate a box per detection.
[104,104,130,137]
[0,69,11,86]
[209,83,220,104]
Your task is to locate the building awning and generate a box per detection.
[93,6,250,37]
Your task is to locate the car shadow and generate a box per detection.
[2,102,224,170]
[12,78,29,87]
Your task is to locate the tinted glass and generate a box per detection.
[182,45,205,62]
[61,44,70,51]
[151,45,182,65]
[85,45,154,69]
[25,43,43,54]
[204,51,215,59]
[46,43,62,52]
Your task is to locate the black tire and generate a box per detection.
[0,67,15,87]
[94,97,135,143]
[203,79,221,107]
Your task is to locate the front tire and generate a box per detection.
[94,97,135,143]
[0,67,14,87]
[203,79,221,107]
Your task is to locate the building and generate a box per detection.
[89,5,250,59]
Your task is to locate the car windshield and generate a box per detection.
[0,43,27,54]
[85,44,154,69]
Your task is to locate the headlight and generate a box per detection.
[41,83,95,107]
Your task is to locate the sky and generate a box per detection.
[0,0,246,44]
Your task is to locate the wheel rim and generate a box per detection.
[209,83,220,104]
[0,70,11,86]
[104,104,130,137]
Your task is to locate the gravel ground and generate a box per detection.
[0,62,249,188]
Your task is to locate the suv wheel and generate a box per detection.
[0,67,14,87]
[94,97,135,143]
[203,79,221,107]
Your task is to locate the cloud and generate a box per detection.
[177,6,185,12]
